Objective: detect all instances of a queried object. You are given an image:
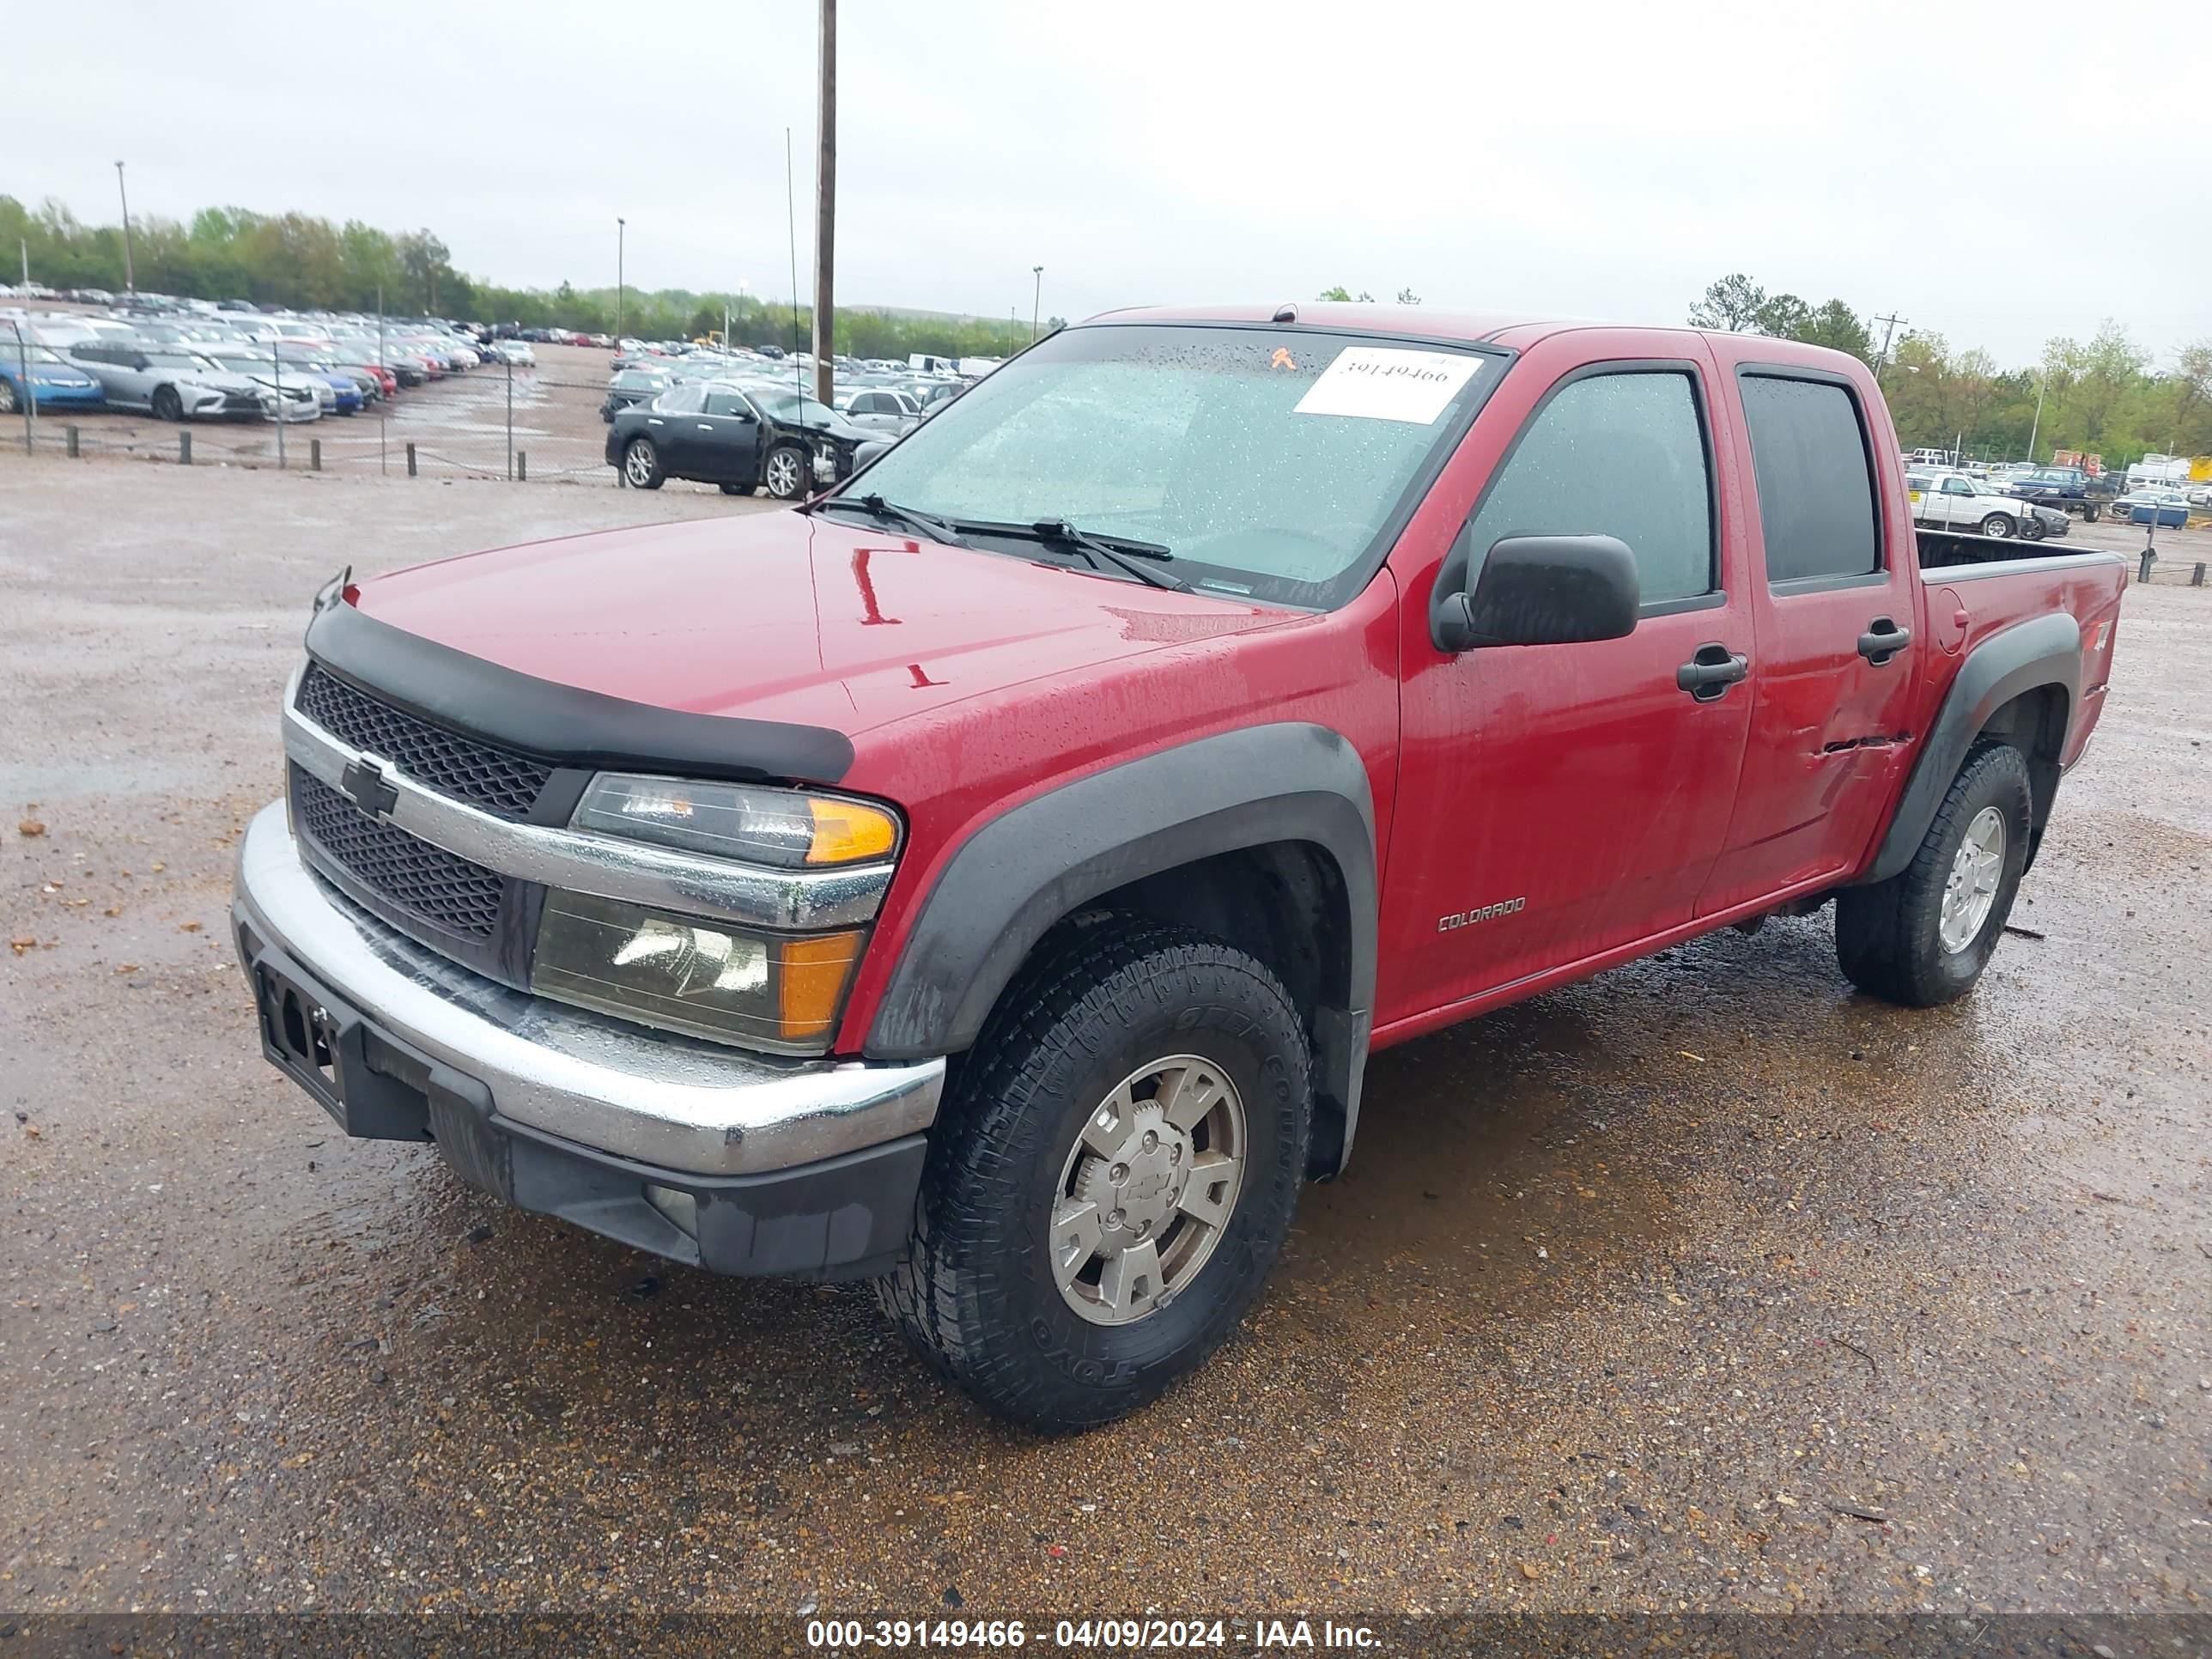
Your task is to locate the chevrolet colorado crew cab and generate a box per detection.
[233,305,2126,1429]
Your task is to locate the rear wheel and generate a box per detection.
[763,443,808,501]
[719,481,756,496]
[151,384,183,422]
[877,919,1311,1431]
[1978,512,2014,539]
[621,436,664,489]
[1834,743,2032,1006]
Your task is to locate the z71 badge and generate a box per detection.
[1437,897,1526,932]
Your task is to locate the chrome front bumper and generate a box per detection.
[231,800,944,1177]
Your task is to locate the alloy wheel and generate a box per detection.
[1939,805,2005,953]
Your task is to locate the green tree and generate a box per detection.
[1753,292,1813,339]
[1800,299,1873,362]
[1687,272,1765,331]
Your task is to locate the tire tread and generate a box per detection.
[877,916,1309,1429]
[1836,740,2031,1006]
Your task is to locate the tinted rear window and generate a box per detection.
[1739,375,1881,585]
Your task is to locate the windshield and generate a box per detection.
[845,323,1506,607]
[755,388,838,424]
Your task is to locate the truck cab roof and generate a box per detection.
[1084,302,1863,374]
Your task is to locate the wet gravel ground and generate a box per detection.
[1,457,2207,1622]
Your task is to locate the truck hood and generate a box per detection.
[348,507,1290,743]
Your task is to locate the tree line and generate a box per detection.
[2,195,1048,360]
[1688,272,2211,468]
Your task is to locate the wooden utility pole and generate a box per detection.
[811,0,836,406]
[1870,311,1907,384]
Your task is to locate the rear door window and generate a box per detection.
[1738,375,1882,586]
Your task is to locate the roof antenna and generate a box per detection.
[787,126,805,407]
[1272,302,1299,324]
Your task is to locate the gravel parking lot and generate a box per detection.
[2,455,2207,1627]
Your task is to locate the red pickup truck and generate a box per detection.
[233,305,2126,1429]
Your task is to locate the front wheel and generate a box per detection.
[2021,516,2045,542]
[1834,742,2032,1006]
[1978,513,2014,539]
[151,384,184,422]
[877,919,1311,1431]
[762,443,808,501]
[0,380,19,416]
[621,436,664,489]
[719,481,756,496]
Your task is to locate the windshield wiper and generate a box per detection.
[1002,519,1188,592]
[812,493,969,548]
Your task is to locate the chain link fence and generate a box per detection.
[2,338,629,487]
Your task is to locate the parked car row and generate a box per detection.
[1,302,520,423]
[1894,453,2208,531]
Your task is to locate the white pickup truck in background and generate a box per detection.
[1907,469,2069,541]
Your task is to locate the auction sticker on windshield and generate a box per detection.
[1292,346,1480,424]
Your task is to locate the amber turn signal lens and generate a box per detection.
[805,798,898,865]
[777,930,865,1039]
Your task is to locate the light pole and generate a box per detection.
[114,161,134,294]
[1030,264,1043,343]
[2026,364,2049,466]
[616,217,626,342]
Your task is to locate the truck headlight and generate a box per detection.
[531,890,864,1053]
[572,775,896,867]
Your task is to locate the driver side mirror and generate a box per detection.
[1431,533,1640,653]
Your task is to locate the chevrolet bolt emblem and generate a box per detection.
[338,758,399,822]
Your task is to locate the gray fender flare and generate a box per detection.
[864,722,1377,1169]
[1863,611,2079,884]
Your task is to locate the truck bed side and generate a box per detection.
[1869,532,2126,881]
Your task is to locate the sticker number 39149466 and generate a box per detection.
[1291,346,1480,425]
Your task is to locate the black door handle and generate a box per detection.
[1857,617,1911,664]
[1676,643,1749,701]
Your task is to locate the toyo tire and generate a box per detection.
[876,918,1311,1431]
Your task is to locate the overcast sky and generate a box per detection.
[12,0,2206,367]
